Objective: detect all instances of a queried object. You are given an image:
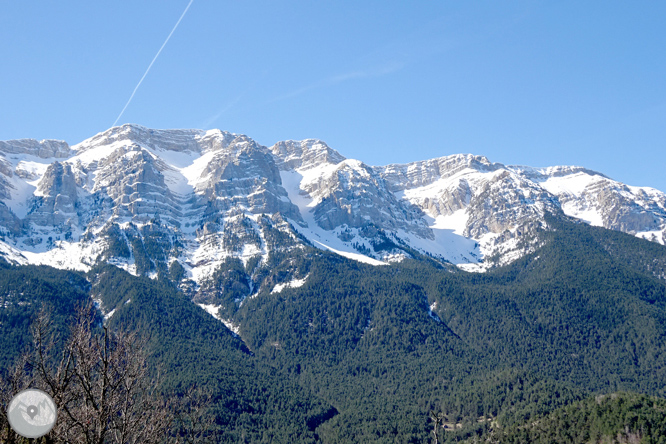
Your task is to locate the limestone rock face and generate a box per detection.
[76,125,204,154]
[512,165,666,245]
[378,155,666,264]
[0,123,664,278]
[270,139,345,170]
[381,154,500,193]
[197,136,302,222]
[93,145,182,224]
[0,204,21,235]
[30,161,81,227]
[0,139,71,159]
[306,160,431,238]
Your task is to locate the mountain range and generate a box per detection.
[2,124,666,442]
[0,123,664,280]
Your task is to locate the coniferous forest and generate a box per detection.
[2,217,666,442]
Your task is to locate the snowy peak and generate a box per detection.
[269,139,346,170]
[517,166,666,243]
[0,125,664,282]
[510,164,608,181]
[0,138,71,159]
[275,145,433,264]
[73,124,207,155]
[380,154,500,192]
[374,156,560,267]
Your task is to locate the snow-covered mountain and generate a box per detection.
[1,124,664,285]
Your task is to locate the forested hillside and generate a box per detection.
[467,392,666,443]
[1,217,666,442]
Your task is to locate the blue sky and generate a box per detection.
[1,1,665,191]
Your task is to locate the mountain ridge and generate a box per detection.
[0,123,664,284]
[2,193,666,442]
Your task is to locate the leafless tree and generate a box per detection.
[430,411,446,444]
[32,303,175,444]
[0,353,33,444]
[30,306,76,444]
[1,303,217,444]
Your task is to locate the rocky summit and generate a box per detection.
[0,124,664,283]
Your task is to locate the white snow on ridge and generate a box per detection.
[536,171,666,229]
[280,169,388,266]
[3,124,666,279]
[432,209,468,236]
[5,174,37,218]
[70,139,127,166]
[311,239,387,265]
[637,229,666,245]
[295,162,341,207]
[395,210,481,266]
[181,150,217,191]
[15,160,51,180]
[0,153,61,217]
[561,204,604,227]
[0,241,28,265]
[538,171,601,196]
[20,239,100,272]
[281,164,484,267]
[400,168,474,200]
[161,166,195,196]
[72,135,213,197]
[151,146,201,169]
[198,303,222,320]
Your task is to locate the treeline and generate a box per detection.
[1,215,666,442]
[90,264,336,443]
[0,263,333,443]
[228,217,666,441]
[0,261,89,368]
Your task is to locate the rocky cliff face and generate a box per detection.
[513,165,666,244]
[0,138,71,159]
[270,139,346,170]
[0,124,664,283]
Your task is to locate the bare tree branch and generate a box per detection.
[29,302,177,444]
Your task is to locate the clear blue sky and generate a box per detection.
[2,1,665,191]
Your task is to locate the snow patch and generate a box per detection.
[196,303,240,335]
[428,302,441,323]
[198,303,221,319]
[70,140,127,166]
[19,239,101,272]
[281,169,388,266]
[181,151,217,191]
[271,274,309,294]
[0,241,28,265]
[395,211,481,266]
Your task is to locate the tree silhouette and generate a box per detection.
[0,303,180,443]
[430,411,446,444]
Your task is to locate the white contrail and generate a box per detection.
[113,0,195,127]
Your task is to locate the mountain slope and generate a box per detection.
[2,216,666,442]
[223,218,666,441]
[469,392,666,444]
[0,262,336,443]
[0,124,664,286]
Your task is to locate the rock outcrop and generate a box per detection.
[0,123,663,277]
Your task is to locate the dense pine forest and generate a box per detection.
[1,217,666,442]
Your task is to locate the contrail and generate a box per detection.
[113,0,195,127]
